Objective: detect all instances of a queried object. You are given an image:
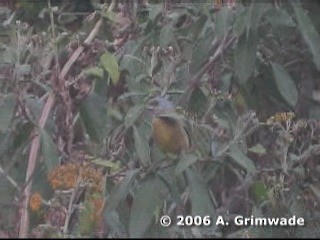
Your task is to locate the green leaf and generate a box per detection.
[186,169,216,219]
[234,3,269,39]
[82,66,104,78]
[234,8,248,37]
[190,29,214,75]
[235,31,257,84]
[129,176,168,238]
[100,52,120,84]
[149,4,162,20]
[188,86,208,116]
[25,97,44,123]
[104,210,127,238]
[250,181,268,203]
[271,62,298,108]
[133,126,151,166]
[124,105,145,129]
[265,8,295,28]
[12,122,34,150]
[39,129,59,171]
[120,42,147,81]
[0,94,15,132]
[214,7,233,38]
[79,92,107,143]
[159,25,174,46]
[156,167,181,204]
[175,154,198,175]
[248,143,266,155]
[228,144,256,173]
[106,170,139,212]
[189,15,208,39]
[250,3,270,30]
[91,158,120,172]
[0,171,16,228]
[293,4,320,70]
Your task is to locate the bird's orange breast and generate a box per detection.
[152,116,190,154]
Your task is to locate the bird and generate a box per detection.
[148,96,190,154]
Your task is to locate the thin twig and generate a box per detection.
[178,34,236,105]
[0,165,21,192]
[63,179,81,234]
[48,0,60,72]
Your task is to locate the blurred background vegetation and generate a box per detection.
[1,0,320,238]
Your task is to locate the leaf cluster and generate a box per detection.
[0,0,320,238]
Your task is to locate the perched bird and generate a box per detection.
[148,96,190,154]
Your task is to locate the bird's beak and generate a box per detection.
[147,105,155,115]
[147,98,157,112]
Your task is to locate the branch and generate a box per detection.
[178,34,236,105]
[18,13,104,239]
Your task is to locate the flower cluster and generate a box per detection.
[267,112,295,124]
[29,192,42,212]
[47,162,103,191]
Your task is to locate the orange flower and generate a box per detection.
[29,192,42,212]
[47,162,103,191]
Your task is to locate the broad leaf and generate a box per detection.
[188,86,208,116]
[159,25,174,46]
[124,105,145,129]
[91,158,120,172]
[39,129,59,171]
[228,144,256,173]
[186,169,216,227]
[235,31,257,84]
[250,181,268,203]
[104,210,127,238]
[234,7,248,37]
[106,170,139,212]
[190,29,214,75]
[83,66,104,79]
[214,7,233,38]
[25,97,44,123]
[100,52,120,84]
[149,4,162,20]
[129,176,168,238]
[293,4,320,70]
[0,94,15,132]
[133,125,151,166]
[79,92,107,143]
[250,3,270,30]
[271,62,298,108]
[265,8,295,28]
[175,154,198,175]
[189,15,208,39]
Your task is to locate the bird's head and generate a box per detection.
[147,96,175,117]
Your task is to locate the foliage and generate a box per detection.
[0,0,320,238]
